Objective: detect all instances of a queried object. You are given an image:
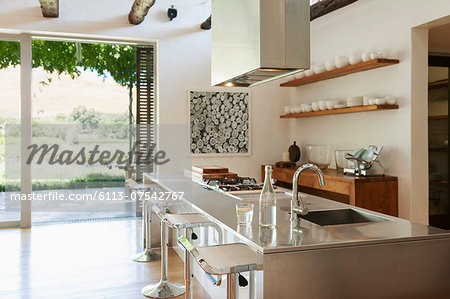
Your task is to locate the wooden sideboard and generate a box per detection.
[262,165,398,217]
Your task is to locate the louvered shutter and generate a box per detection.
[136,46,155,182]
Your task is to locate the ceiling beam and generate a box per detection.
[128,0,156,25]
[310,0,358,21]
[39,0,59,18]
[200,15,211,30]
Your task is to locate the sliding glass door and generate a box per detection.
[1,33,156,228]
[0,34,31,228]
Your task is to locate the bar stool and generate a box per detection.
[126,179,161,262]
[142,206,223,298]
[178,240,259,299]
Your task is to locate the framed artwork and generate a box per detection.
[189,90,250,156]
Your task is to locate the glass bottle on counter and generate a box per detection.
[259,165,277,228]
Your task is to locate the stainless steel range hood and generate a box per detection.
[212,0,310,87]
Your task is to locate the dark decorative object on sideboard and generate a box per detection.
[288,141,301,162]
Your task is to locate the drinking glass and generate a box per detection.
[236,203,254,226]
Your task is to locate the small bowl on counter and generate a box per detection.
[306,144,334,170]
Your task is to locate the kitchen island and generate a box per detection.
[144,172,450,298]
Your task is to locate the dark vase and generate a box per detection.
[289,141,301,162]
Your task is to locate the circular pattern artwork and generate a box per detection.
[190,91,249,154]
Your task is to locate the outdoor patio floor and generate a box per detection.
[0,187,137,224]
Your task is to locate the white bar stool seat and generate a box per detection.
[142,207,223,299]
[178,241,259,299]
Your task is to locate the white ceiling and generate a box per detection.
[429,22,450,54]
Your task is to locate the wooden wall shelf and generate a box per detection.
[280,58,400,87]
[280,104,398,119]
[262,165,398,216]
[429,148,448,152]
[428,115,448,120]
[430,181,448,187]
[428,79,448,89]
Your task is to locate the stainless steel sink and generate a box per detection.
[297,209,388,226]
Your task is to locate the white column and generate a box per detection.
[410,28,429,225]
[20,34,32,228]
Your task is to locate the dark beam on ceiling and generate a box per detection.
[128,0,156,25]
[200,15,211,30]
[39,0,59,18]
[310,0,358,21]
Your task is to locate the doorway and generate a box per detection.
[0,34,156,228]
[428,24,450,229]
[0,36,21,228]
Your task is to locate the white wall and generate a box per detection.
[1,0,449,223]
[284,0,450,222]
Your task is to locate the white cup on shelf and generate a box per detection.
[311,102,320,112]
[294,72,305,79]
[370,52,379,60]
[335,56,350,68]
[325,60,336,71]
[349,53,362,65]
[375,97,386,105]
[378,50,388,59]
[386,97,397,105]
[361,52,371,62]
[290,106,297,114]
[363,96,371,106]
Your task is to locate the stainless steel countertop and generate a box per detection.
[146,172,450,254]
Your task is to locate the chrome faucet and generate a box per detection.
[291,164,325,223]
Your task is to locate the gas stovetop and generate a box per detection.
[202,176,265,193]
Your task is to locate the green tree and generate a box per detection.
[0,39,140,150]
[0,40,138,125]
[70,106,100,130]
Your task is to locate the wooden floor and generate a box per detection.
[0,220,210,299]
